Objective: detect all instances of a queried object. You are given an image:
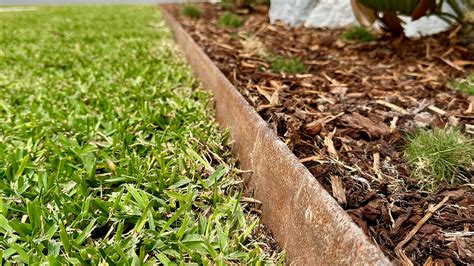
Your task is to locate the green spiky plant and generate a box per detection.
[404,127,474,190]
[180,4,202,19]
[218,0,270,10]
[448,75,474,95]
[342,26,377,42]
[217,12,244,28]
[267,54,307,74]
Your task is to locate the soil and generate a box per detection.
[163,3,474,264]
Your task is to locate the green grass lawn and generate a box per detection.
[0,6,280,264]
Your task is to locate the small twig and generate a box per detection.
[375,100,410,115]
[388,201,396,229]
[395,196,450,265]
[372,152,382,180]
[428,105,474,119]
[428,105,447,116]
[324,112,345,124]
[330,175,347,204]
[437,57,465,72]
[299,155,326,164]
[444,231,474,238]
[324,128,339,160]
[372,152,380,173]
[423,256,433,266]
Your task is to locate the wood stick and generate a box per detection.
[395,196,450,265]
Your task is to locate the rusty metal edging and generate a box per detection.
[160,7,391,265]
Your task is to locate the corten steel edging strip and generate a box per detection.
[160,7,391,265]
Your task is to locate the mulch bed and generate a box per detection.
[163,3,474,264]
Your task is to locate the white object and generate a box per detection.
[269,0,465,38]
[403,1,464,38]
[304,0,358,28]
[269,0,319,26]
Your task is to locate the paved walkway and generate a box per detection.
[0,6,37,11]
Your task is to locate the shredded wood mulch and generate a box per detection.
[164,3,474,264]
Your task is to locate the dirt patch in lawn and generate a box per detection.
[163,4,474,264]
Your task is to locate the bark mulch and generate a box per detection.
[164,3,474,264]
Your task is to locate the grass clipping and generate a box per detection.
[404,128,474,190]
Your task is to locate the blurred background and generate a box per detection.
[0,0,192,5]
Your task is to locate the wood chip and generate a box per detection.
[322,73,348,87]
[345,112,391,138]
[452,60,474,67]
[466,102,474,114]
[444,231,474,238]
[330,175,347,204]
[423,256,433,266]
[373,152,380,173]
[438,57,465,72]
[216,42,235,51]
[324,128,339,160]
[305,112,344,134]
[390,116,399,132]
[428,105,447,116]
[269,90,279,105]
[295,74,314,79]
[241,61,258,68]
[395,196,450,266]
[299,155,326,163]
[465,124,474,135]
[256,86,272,103]
[375,100,410,115]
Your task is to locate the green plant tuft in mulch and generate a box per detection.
[0,6,280,264]
[217,12,243,29]
[180,4,202,19]
[404,127,474,190]
[217,0,235,10]
[218,0,270,10]
[267,54,307,74]
[448,75,474,95]
[342,26,376,42]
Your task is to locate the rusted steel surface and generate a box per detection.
[160,7,391,265]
